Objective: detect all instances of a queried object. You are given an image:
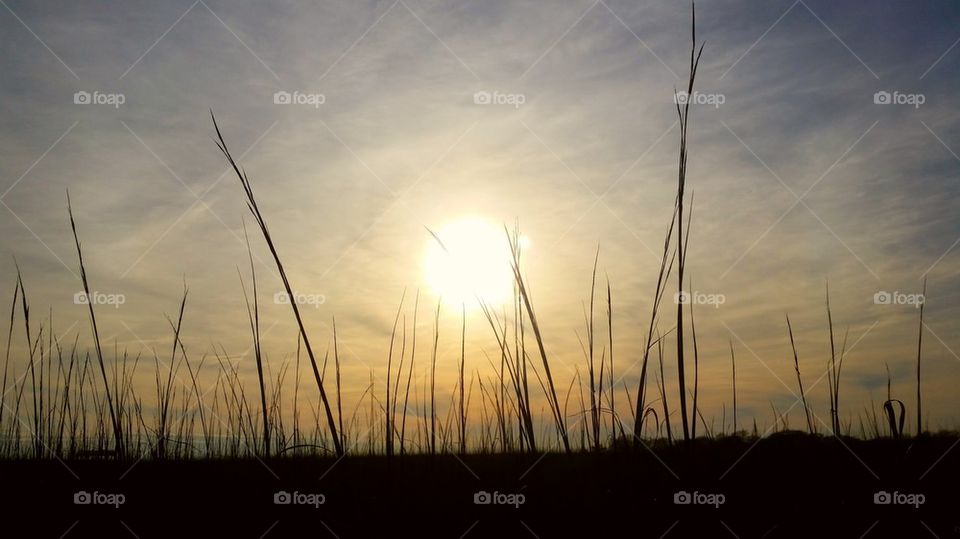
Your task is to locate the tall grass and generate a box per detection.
[629,3,703,445]
[916,278,926,435]
[429,301,440,454]
[824,284,852,436]
[155,284,188,458]
[212,113,343,457]
[585,250,601,450]
[384,290,405,457]
[0,278,18,430]
[673,4,705,443]
[0,220,944,459]
[457,305,467,454]
[239,227,270,457]
[505,226,570,452]
[688,275,699,440]
[729,341,737,434]
[786,314,814,434]
[68,193,122,457]
[0,8,949,461]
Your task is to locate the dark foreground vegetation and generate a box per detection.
[2,7,956,538]
[2,433,958,537]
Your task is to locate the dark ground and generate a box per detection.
[3,433,958,538]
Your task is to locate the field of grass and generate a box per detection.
[1,7,957,537]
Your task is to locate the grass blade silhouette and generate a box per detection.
[67,193,122,458]
[211,113,342,457]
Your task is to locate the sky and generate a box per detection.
[1,0,959,439]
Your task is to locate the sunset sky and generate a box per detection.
[1,0,959,435]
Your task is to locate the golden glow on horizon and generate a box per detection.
[423,217,528,310]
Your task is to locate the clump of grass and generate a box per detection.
[155,283,189,459]
[632,211,677,443]
[457,305,467,454]
[478,286,537,453]
[655,334,672,443]
[0,278,18,437]
[68,193,122,458]
[825,283,850,436]
[429,300,440,455]
[606,278,622,441]
[505,226,570,453]
[384,290,405,457]
[673,3,705,444]
[584,249,601,450]
[212,113,343,456]
[631,3,703,446]
[398,293,418,455]
[577,255,623,448]
[239,226,270,457]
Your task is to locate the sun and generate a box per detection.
[423,217,528,310]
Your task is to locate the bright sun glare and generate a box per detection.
[423,217,529,309]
